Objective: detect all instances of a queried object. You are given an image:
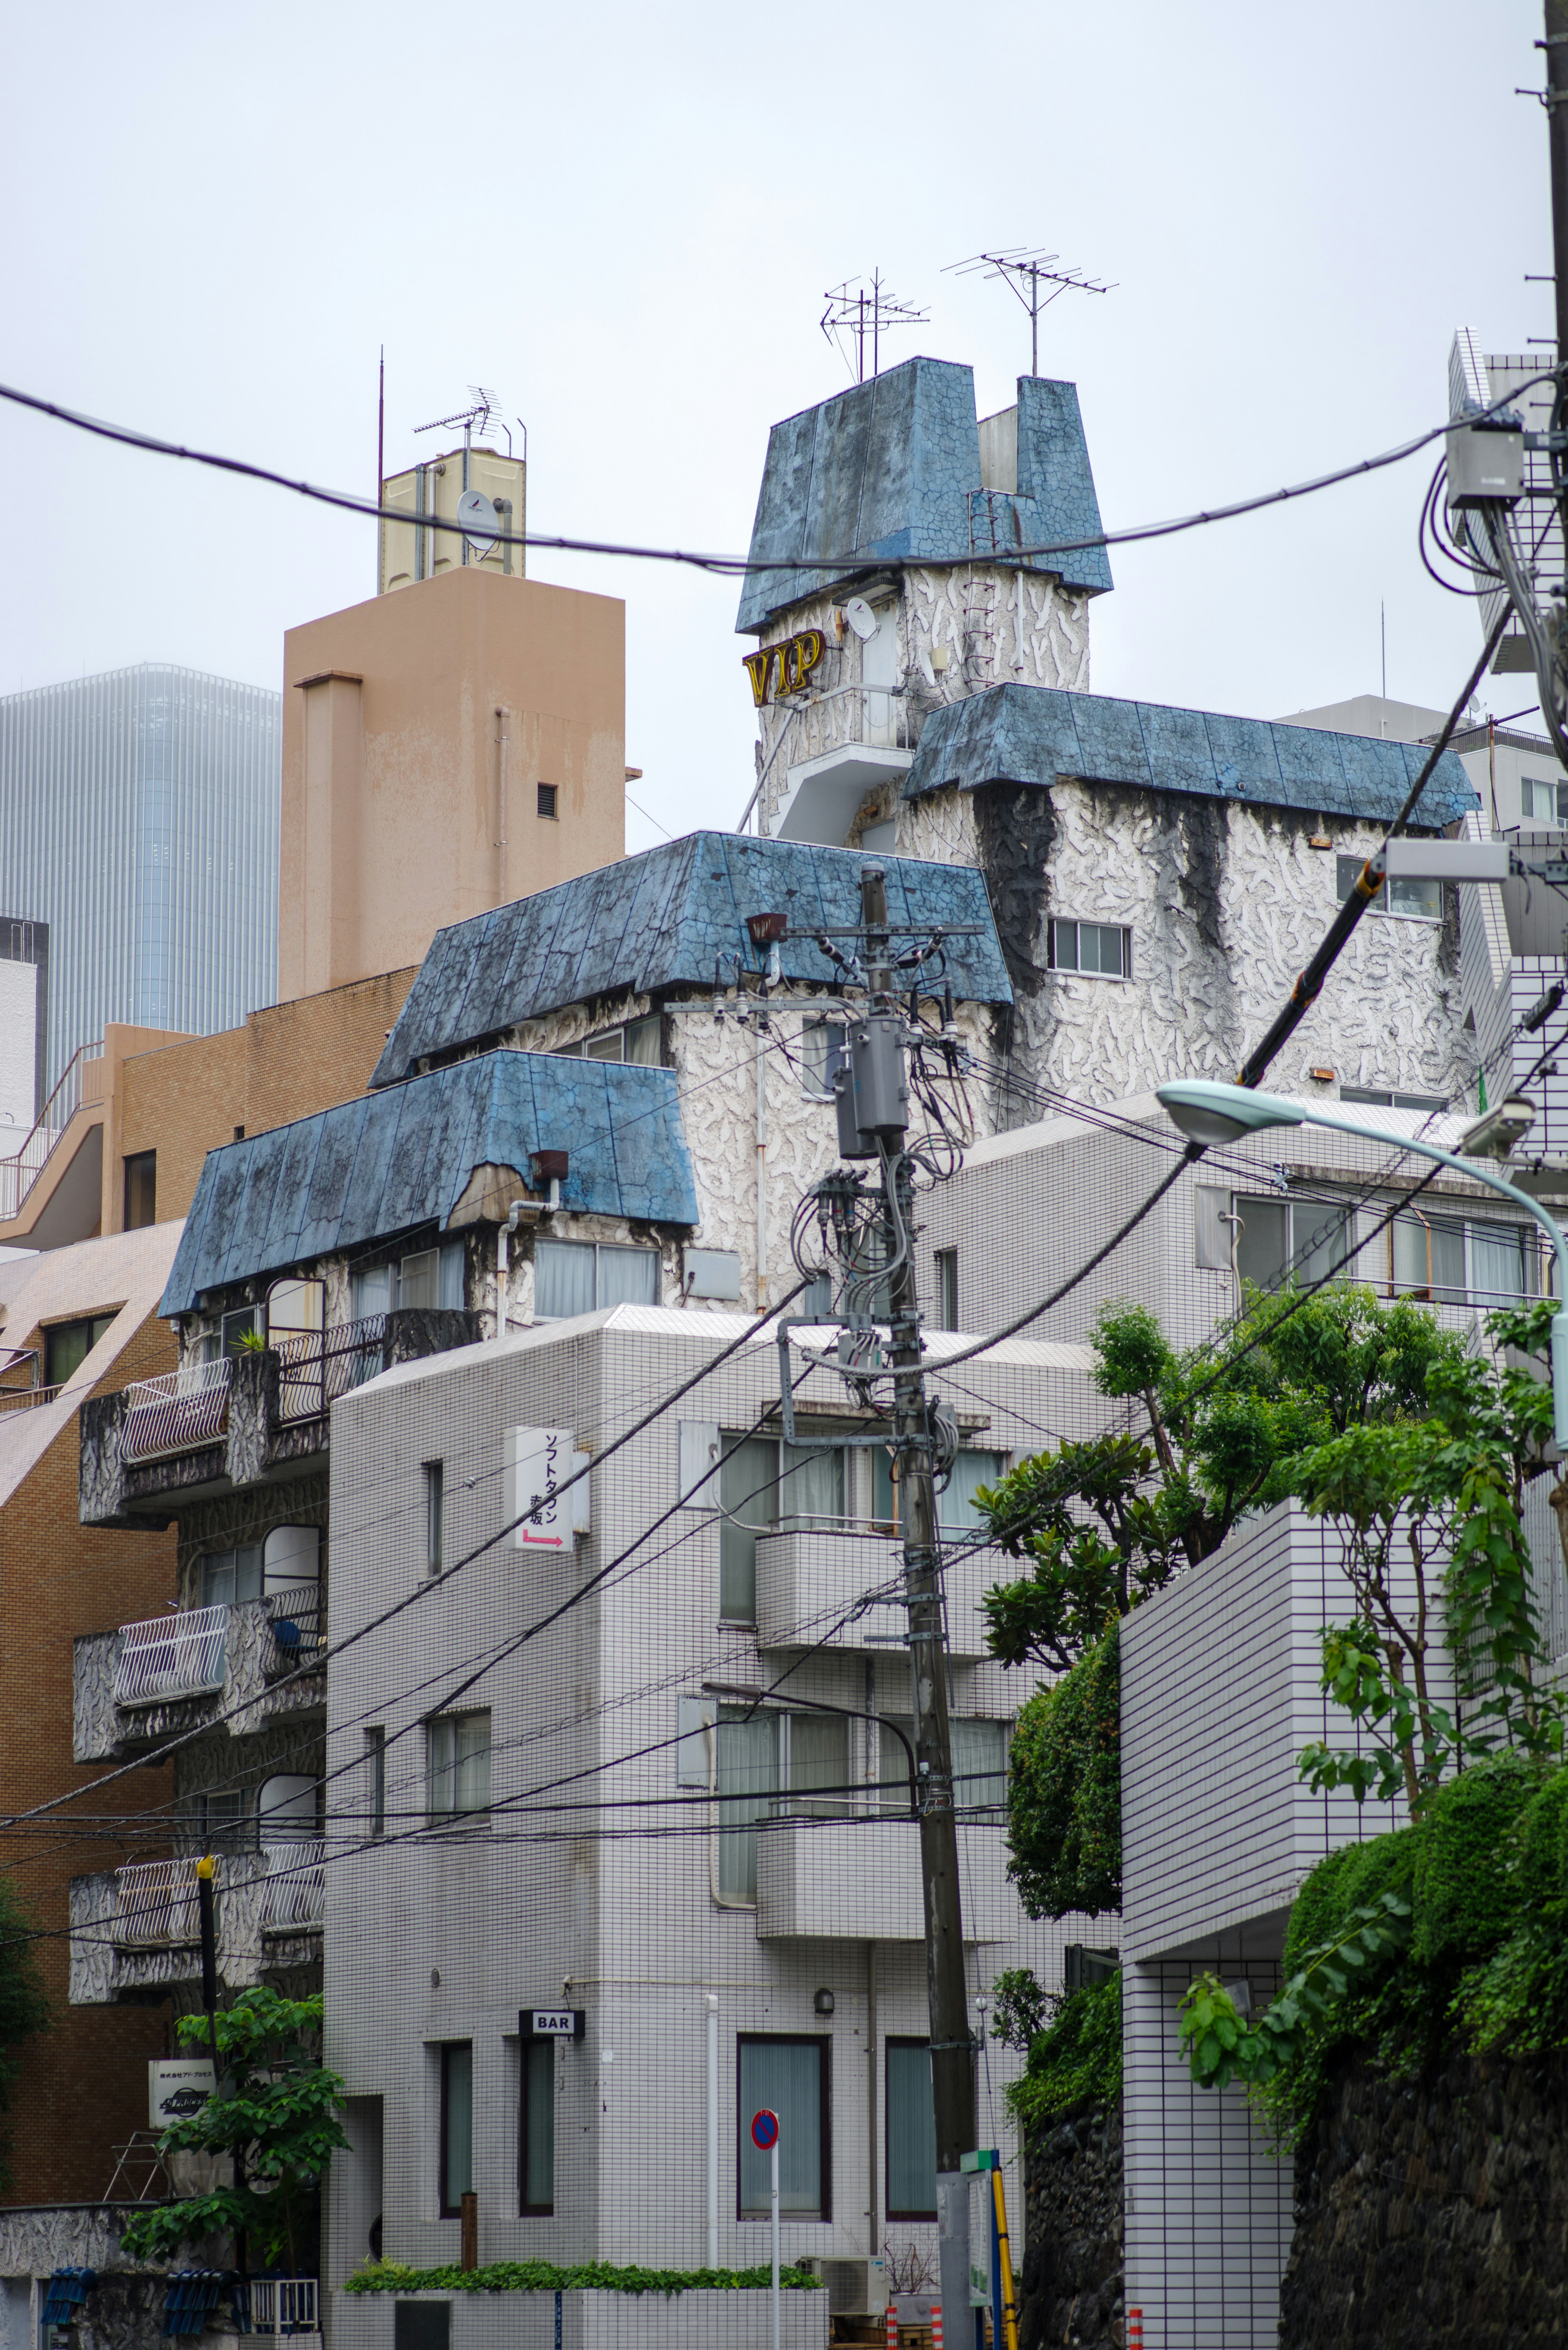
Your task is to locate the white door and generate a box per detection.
[863,603,899,743]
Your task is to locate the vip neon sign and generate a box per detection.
[742,629,825,707]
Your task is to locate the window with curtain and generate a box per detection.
[737,2038,829,2217]
[885,2040,937,2219]
[719,1436,777,1623]
[939,1449,1003,1536]
[785,1714,849,1818]
[951,1718,1009,1813]
[715,1710,777,1903]
[397,1250,439,1310]
[351,1264,394,1320]
[1470,1222,1534,1305]
[428,1712,491,1824]
[440,2042,474,2214]
[520,2038,555,2214]
[535,1239,659,1318]
[201,1546,263,1606]
[779,1442,845,1530]
[1390,1214,1466,1303]
[1290,1202,1354,1289]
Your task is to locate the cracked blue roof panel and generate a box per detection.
[902,684,1479,828]
[371,833,1011,1086]
[160,1052,699,1316]
[735,358,1112,633]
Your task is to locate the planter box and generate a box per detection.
[330,2285,829,2350]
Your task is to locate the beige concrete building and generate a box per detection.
[378,440,526,594]
[278,566,627,1002]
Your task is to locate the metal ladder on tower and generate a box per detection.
[962,491,1000,687]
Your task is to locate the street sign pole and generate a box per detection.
[751,2109,781,2350]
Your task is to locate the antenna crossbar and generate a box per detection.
[944,245,1114,376]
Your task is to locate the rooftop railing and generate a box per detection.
[0,1041,103,1222]
[113,1604,229,1707]
[121,1359,231,1465]
[274,1314,388,1424]
[113,1857,202,1946]
[0,1381,63,1418]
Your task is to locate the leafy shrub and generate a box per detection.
[1005,1625,1120,1918]
[1003,1973,1122,2135]
[345,2260,822,2296]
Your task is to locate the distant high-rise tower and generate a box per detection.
[0,664,281,1090]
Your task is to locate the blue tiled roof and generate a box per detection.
[735,360,1112,634]
[902,684,1480,829]
[371,832,1012,1088]
[161,1052,699,1316]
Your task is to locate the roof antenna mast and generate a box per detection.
[820,271,930,384]
[944,247,1114,377]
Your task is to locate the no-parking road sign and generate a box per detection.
[751,2107,779,2151]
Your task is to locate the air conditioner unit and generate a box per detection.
[799,2257,886,2314]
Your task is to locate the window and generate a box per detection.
[873,1445,1002,1536]
[1522,775,1560,824]
[737,2038,829,2219]
[43,1314,115,1385]
[424,1463,445,1574]
[538,782,558,819]
[189,1786,247,1855]
[520,2037,555,2214]
[716,1435,851,1623]
[201,1546,263,1606]
[534,1238,659,1318]
[1336,854,1441,922]
[1048,918,1130,978]
[878,1716,916,1814]
[398,1251,439,1310]
[1391,1213,1537,1307]
[428,1711,491,1824]
[123,1151,157,1230]
[885,2041,937,2220]
[934,1248,958,1333]
[220,1307,263,1357]
[1229,1195,1356,1295]
[952,1718,1009,1814]
[258,1773,318,1844]
[801,1019,846,1102]
[1341,1085,1449,1113]
[365,1729,386,1839]
[715,1710,848,1902]
[440,2043,474,2214]
[557,1015,661,1067]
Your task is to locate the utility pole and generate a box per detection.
[858,866,974,2335]
[1546,2,1568,372]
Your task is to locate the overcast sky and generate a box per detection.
[0,0,1553,853]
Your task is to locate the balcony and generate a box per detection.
[771,689,915,847]
[754,1528,1002,1662]
[755,1807,1015,1941]
[80,1305,481,1526]
[75,1593,327,1764]
[71,1846,323,2007]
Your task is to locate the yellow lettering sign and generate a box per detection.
[741,649,774,707]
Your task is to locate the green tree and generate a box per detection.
[979,1288,1458,1675]
[0,1882,50,2193]
[1292,1296,1566,1814]
[120,1989,348,2272]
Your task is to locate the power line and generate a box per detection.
[0,369,1557,580]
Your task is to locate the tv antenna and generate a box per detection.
[820,272,929,384]
[944,247,1114,377]
[412,386,517,459]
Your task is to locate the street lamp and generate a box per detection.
[1155,1079,1568,1447]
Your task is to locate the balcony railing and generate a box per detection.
[264,1589,325,1674]
[248,2276,320,2337]
[0,1039,103,1222]
[113,1857,202,1946]
[260,1839,325,1931]
[0,1381,62,1417]
[121,1359,232,1465]
[274,1314,388,1424]
[114,1605,229,1707]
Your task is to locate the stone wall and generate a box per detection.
[1018,2103,1124,2350]
[1281,2048,1568,2347]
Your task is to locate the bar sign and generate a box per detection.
[528,2007,585,2039]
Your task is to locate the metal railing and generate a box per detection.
[248,2276,320,2336]
[0,1040,103,1222]
[274,1314,387,1423]
[0,1381,62,1417]
[121,1358,232,1464]
[261,1839,325,1930]
[264,1588,325,1674]
[114,1605,230,1706]
[113,1857,203,1945]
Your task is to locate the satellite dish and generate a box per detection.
[457,488,499,554]
[843,596,878,642]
